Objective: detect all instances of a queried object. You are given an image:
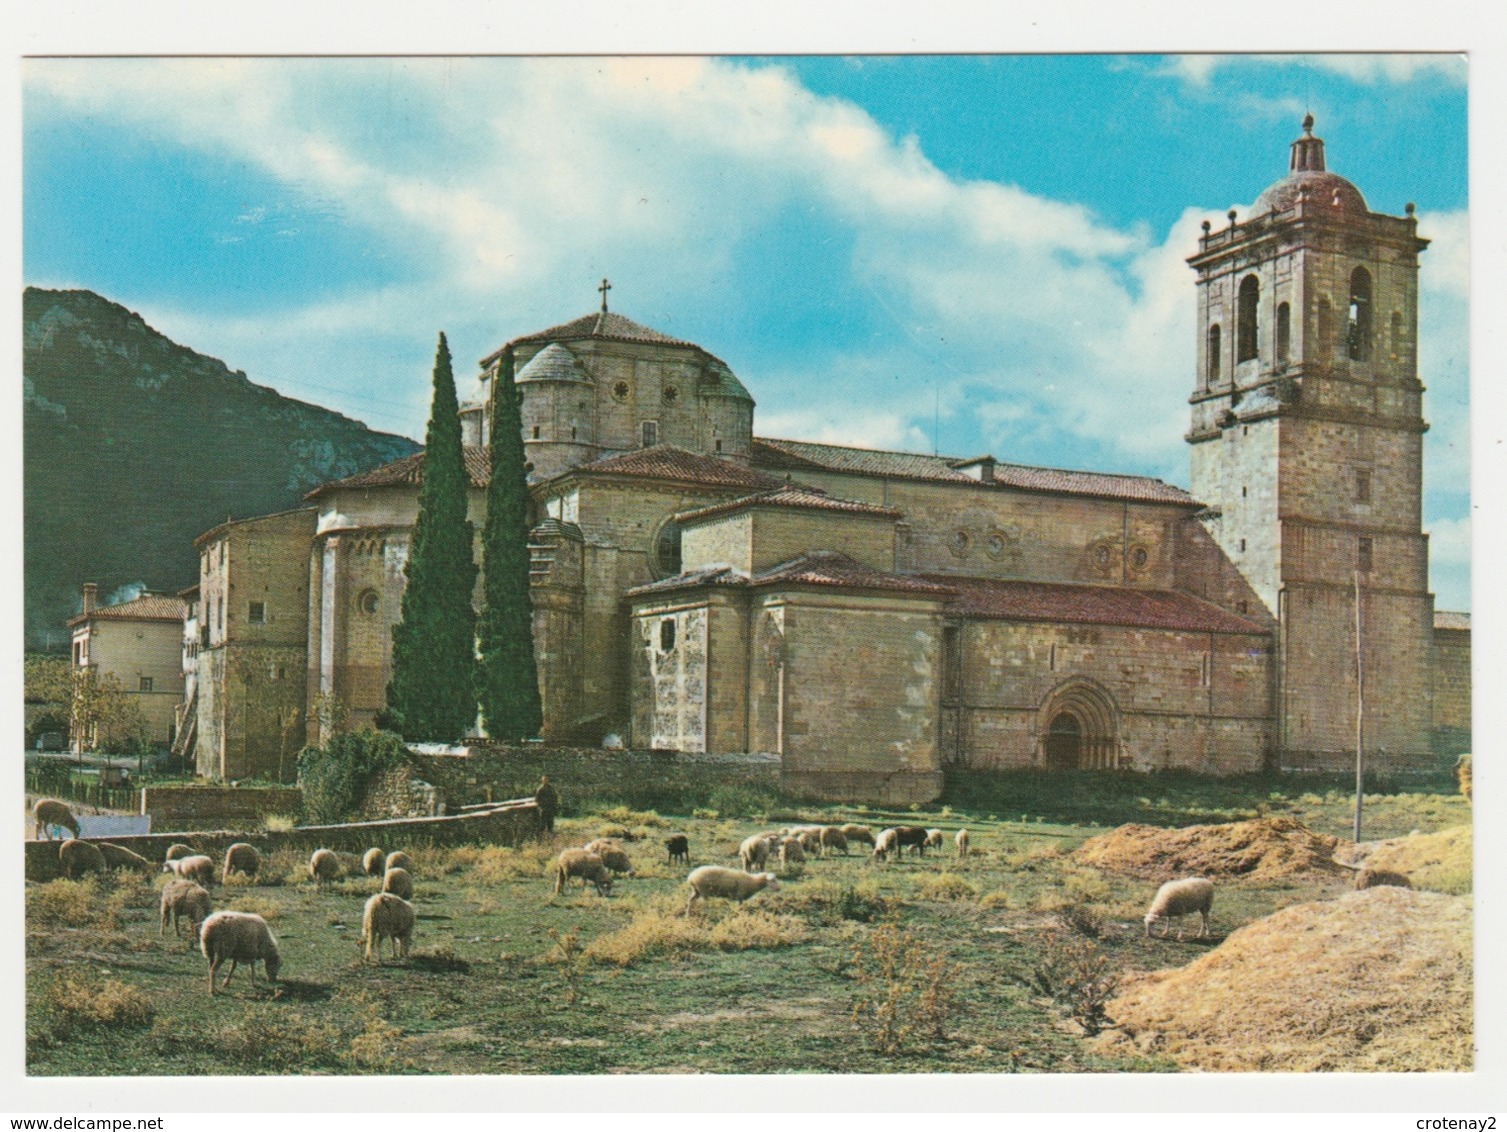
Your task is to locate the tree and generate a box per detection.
[383,332,479,742]
[69,668,146,753]
[478,345,543,741]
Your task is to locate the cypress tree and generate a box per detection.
[383,332,478,742]
[477,345,543,741]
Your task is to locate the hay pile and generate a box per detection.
[1095,887,1472,1072]
[1072,816,1343,882]
[1360,825,1472,894]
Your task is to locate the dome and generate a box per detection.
[516,342,592,384]
[1254,169,1368,216]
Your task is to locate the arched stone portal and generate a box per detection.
[1037,678,1121,770]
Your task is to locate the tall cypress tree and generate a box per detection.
[384,332,478,742]
[478,345,543,741]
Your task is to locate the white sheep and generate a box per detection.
[384,850,414,875]
[819,827,849,856]
[33,799,80,841]
[1144,877,1215,939]
[683,865,780,915]
[59,838,104,878]
[166,854,216,887]
[159,879,212,942]
[222,843,260,883]
[200,910,281,995]
[838,824,875,848]
[309,847,341,887]
[778,836,806,873]
[360,892,415,963]
[553,848,612,896]
[872,828,901,862]
[164,843,195,862]
[582,839,636,875]
[955,828,970,859]
[382,866,414,901]
[923,829,945,851]
[739,833,775,872]
[362,847,387,877]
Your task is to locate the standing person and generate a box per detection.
[534,774,559,833]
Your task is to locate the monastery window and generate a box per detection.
[612,381,631,402]
[532,425,541,439]
[139,676,153,693]
[73,641,83,666]
[217,599,225,633]
[1199,654,1212,688]
[1355,469,1371,504]
[663,385,679,403]
[641,420,658,448]
[1206,324,1221,382]
[1276,302,1291,362]
[1236,275,1260,362]
[570,426,577,440]
[950,529,971,557]
[1358,536,1374,574]
[1347,267,1373,361]
[1128,545,1149,572]
[248,601,267,625]
[714,439,722,453]
[653,520,683,578]
[941,626,960,698]
[358,589,380,615]
[659,618,677,654]
[1239,539,1246,553]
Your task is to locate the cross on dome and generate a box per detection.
[598,277,612,312]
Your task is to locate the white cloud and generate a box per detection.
[1158,54,1466,89]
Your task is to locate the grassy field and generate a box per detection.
[24,778,1470,1076]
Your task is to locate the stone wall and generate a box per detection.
[360,764,444,820]
[1432,627,1471,735]
[140,784,302,829]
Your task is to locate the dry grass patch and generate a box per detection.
[1360,825,1471,894]
[1074,816,1345,883]
[916,872,978,902]
[583,894,804,967]
[446,844,551,884]
[40,970,154,1036]
[27,877,130,931]
[1096,887,1471,1071]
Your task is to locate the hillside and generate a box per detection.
[23,287,421,648]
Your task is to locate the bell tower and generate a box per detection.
[1186,115,1435,772]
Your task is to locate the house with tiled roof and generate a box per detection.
[68,583,188,749]
[200,119,1468,795]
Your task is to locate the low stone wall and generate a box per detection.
[24,801,540,883]
[359,765,444,820]
[139,785,302,829]
[782,769,944,807]
[410,745,783,813]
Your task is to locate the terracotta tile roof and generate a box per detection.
[69,593,187,627]
[675,485,901,525]
[482,311,702,366]
[755,552,954,595]
[753,437,1196,505]
[929,575,1268,634]
[575,445,788,492]
[304,447,490,499]
[1434,611,1471,632]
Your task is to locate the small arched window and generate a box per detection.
[1236,275,1260,362]
[1276,302,1291,363]
[653,519,683,578]
[1206,324,1221,382]
[1347,267,1372,361]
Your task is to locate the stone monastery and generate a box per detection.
[185,118,1470,803]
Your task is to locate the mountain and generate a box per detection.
[23,287,421,650]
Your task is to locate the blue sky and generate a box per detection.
[22,54,1470,608]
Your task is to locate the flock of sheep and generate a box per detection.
[33,796,1227,1002]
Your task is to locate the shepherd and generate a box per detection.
[534,774,559,833]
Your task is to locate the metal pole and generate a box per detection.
[1354,570,1364,843]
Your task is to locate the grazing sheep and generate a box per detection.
[200,910,280,995]
[1355,868,1412,891]
[553,848,613,896]
[1144,877,1215,939]
[362,848,387,877]
[597,846,635,876]
[159,879,212,941]
[838,824,875,848]
[382,866,414,901]
[778,836,806,873]
[923,829,945,852]
[384,850,414,875]
[33,799,80,841]
[222,843,260,883]
[955,828,971,859]
[59,838,104,878]
[819,827,850,857]
[872,828,901,862]
[796,828,823,853]
[665,834,690,866]
[894,826,932,856]
[739,833,774,873]
[684,866,780,915]
[164,843,195,862]
[360,892,415,962]
[309,848,341,887]
[97,842,155,875]
[166,854,216,888]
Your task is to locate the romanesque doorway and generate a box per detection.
[1037,678,1120,770]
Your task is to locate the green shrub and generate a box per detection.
[297,729,410,824]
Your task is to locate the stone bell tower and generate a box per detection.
[1186,115,1435,772]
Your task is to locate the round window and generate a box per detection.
[950,529,972,557]
[1094,544,1113,569]
[1129,546,1150,571]
[612,380,631,402]
[358,589,379,615]
[663,385,679,403]
[986,530,1008,559]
